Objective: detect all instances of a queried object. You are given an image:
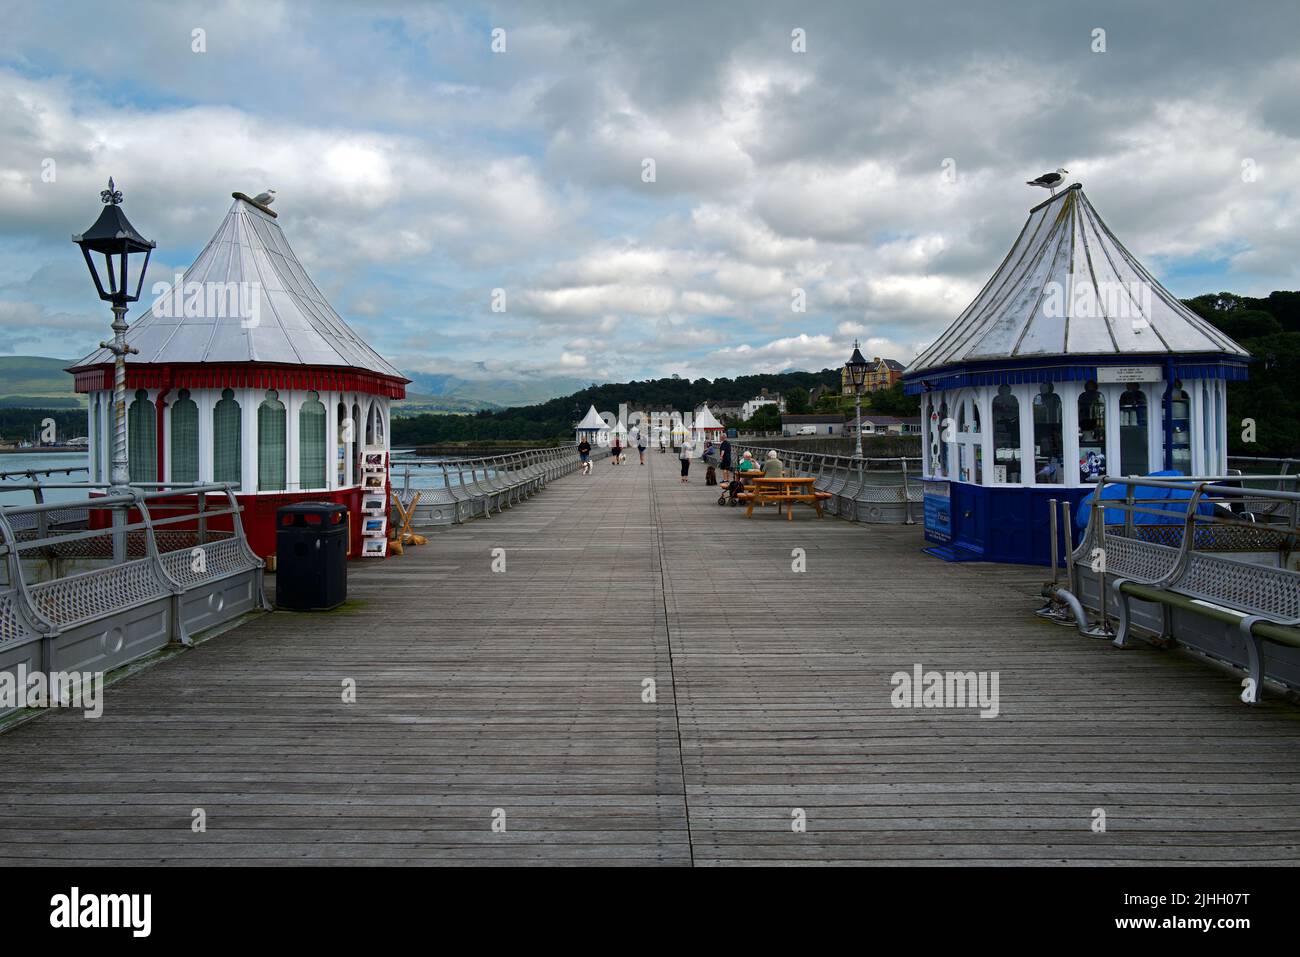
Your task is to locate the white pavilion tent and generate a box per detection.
[574,405,609,445]
[692,404,725,446]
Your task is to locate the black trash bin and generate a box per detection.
[275,502,348,611]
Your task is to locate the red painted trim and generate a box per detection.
[237,486,370,559]
[87,486,374,561]
[68,362,407,399]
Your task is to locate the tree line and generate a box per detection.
[391,290,1299,457]
[392,369,842,445]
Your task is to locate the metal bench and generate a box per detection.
[1115,554,1300,703]
[1055,476,1300,702]
[1,484,266,717]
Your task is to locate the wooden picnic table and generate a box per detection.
[744,475,827,520]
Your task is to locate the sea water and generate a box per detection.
[0,450,495,508]
[0,450,91,507]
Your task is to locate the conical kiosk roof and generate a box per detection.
[907,184,1247,378]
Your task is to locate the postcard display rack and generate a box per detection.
[360,448,389,557]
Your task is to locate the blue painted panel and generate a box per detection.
[932,482,1089,565]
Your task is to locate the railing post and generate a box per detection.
[197,489,208,545]
[1047,497,1059,587]
[900,457,914,525]
[1061,500,1076,595]
[1085,481,1115,638]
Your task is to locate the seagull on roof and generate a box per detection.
[1026,168,1068,196]
[252,189,276,206]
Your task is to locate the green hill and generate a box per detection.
[390,369,844,445]
[0,356,84,409]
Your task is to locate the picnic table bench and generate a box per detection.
[743,476,832,520]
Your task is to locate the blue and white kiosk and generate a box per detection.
[903,183,1250,564]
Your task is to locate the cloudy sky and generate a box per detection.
[1,0,1297,390]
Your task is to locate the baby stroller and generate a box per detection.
[717,477,746,506]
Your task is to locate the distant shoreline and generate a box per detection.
[0,445,87,454]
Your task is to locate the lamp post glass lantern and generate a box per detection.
[845,340,869,458]
[72,178,155,490]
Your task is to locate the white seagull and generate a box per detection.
[1026,168,1068,196]
[252,189,277,206]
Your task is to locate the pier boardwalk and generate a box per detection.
[2,451,1299,866]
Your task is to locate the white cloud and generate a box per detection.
[1,1,1298,382]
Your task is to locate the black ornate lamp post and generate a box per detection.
[72,178,155,489]
[844,340,869,459]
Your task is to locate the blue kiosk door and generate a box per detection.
[950,481,988,556]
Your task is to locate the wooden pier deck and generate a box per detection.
[2,450,1299,866]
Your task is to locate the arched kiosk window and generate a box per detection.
[170,389,199,483]
[258,390,287,492]
[1077,381,1106,482]
[337,402,350,486]
[91,393,103,482]
[991,385,1020,483]
[1118,386,1148,476]
[937,399,951,479]
[1164,381,1191,474]
[926,398,939,477]
[1032,383,1063,484]
[956,397,982,484]
[213,389,241,488]
[127,389,157,484]
[366,400,385,447]
[352,401,362,483]
[298,391,327,491]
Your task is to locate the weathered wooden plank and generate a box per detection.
[0,449,1297,865]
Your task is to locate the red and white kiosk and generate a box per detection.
[67,192,409,558]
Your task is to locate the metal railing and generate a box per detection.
[0,464,91,482]
[1041,474,1300,699]
[0,465,92,507]
[0,482,267,717]
[389,445,599,527]
[729,444,923,524]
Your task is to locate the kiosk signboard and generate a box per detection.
[923,480,952,544]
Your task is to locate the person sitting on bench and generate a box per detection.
[762,449,784,478]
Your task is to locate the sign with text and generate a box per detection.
[923,480,951,544]
[1096,365,1162,384]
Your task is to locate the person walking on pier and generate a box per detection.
[637,433,647,465]
[611,435,623,465]
[578,437,592,474]
[718,436,732,482]
[679,436,693,482]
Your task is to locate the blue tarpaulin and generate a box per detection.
[1077,471,1219,528]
